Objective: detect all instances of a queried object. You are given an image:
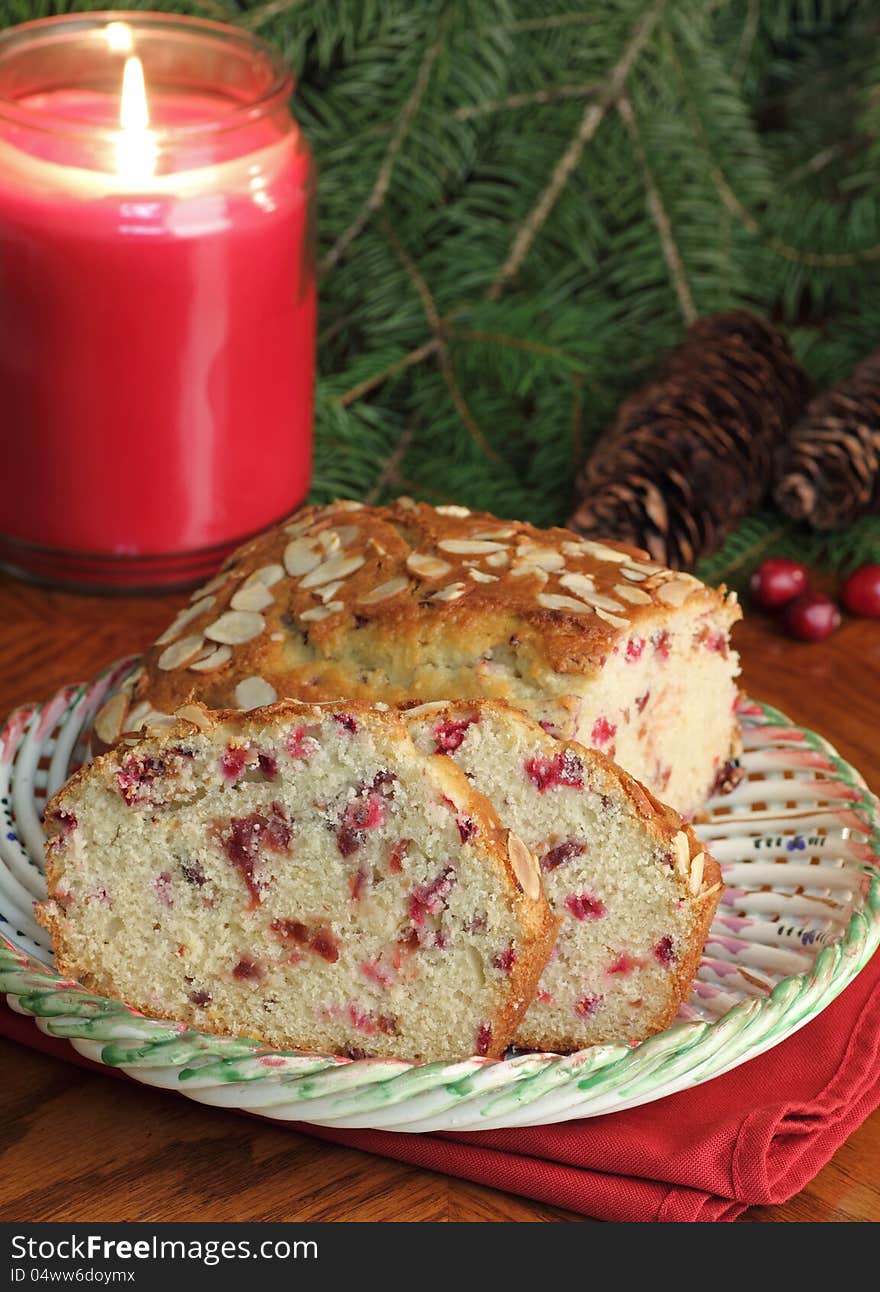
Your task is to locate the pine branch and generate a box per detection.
[486,0,668,301]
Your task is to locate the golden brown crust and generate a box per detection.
[41,697,559,1062]
[94,499,741,742]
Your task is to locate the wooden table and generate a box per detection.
[0,571,877,1222]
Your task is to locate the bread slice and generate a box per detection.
[38,701,557,1063]
[404,700,721,1051]
[95,498,742,817]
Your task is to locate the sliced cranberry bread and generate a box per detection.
[38,701,557,1064]
[404,701,722,1051]
[95,498,742,817]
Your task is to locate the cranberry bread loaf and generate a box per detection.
[95,499,742,816]
[39,701,557,1063]
[404,700,721,1050]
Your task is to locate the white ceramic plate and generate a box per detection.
[1,662,878,1132]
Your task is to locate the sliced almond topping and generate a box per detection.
[485,550,510,569]
[126,701,157,731]
[157,634,206,671]
[189,644,233,673]
[561,540,588,558]
[435,504,471,517]
[511,563,549,584]
[579,590,626,613]
[231,583,274,613]
[470,527,516,540]
[333,499,364,511]
[537,592,590,612]
[655,577,695,607]
[516,545,565,571]
[469,569,499,583]
[301,602,344,622]
[689,852,705,895]
[317,580,344,603]
[284,516,315,537]
[580,540,628,564]
[316,530,341,555]
[283,537,322,577]
[397,496,417,511]
[624,559,664,576]
[329,524,360,548]
[672,830,690,876]
[428,581,468,603]
[243,563,285,590]
[407,552,453,580]
[192,574,229,599]
[620,568,649,582]
[175,704,213,731]
[593,606,630,628]
[299,552,366,589]
[93,693,129,745]
[437,538,507,555]
[357,576,410,605]
[403,700,449,718]
[615,583,654,605]
[507,831,542,900]
[155,596,215,646]
[234,676,278,711]
[204,611,265,645]
[559,571,597,599]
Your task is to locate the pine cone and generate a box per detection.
[774,350,880,530]
[570,312,809,569]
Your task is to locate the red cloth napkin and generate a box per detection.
[2,946,878,1222]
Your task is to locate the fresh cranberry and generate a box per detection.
[232,956,264,981]
[492,943,518,975]
[377,1015,397,1036]
[310,929,340,963]
[349,868,368,901]
[783,591,841,642]
[348,1004,376,1034]
[286,727,317,760]
[749,557,808,610]
[189,989,212,1005]
[334,712,359,734]
[698,627,729,656]
[842,564,880,618]
[116,755,165,806]
[258,753,279,780]
[524,749,584,793]
[475,1022,493,1056]
[271,919,309,944]
[652,630,671,660]
[456,816,477,843]
[710,758,744,797]
[574,994,603,1019]
[653,936,675,966]
[606,951,641,976]
[635,690,651,714]
[408,867,456,926]
[564,892,606,921]
[222,803,292,906]
[541,839,587,871]
[220,746,248,780]
[590,716,617,748]
[153,872,174,909]
[271,918,339,962]
[361,958,394,988]
[625,637,645,663]
[337,788,386,857]
[388,838,409,874]
[433,714,478,753]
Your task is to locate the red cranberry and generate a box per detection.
[783,591,841,642]
[524,749,584,793]
[590,717,617,748]
[749,557,808,610]
[492,943,518,975]
[564,892,606,921]
[541,839,587,872]
[434,715,478,753]
[475,1022,493,1056]
[653,935,675,966]
[842,564,880,618]
[574,993,602,1019]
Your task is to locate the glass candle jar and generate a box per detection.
[0,12,316,591]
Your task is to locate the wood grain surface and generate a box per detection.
[0,569,877,1223]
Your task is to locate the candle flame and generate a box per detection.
[115,56,157,182]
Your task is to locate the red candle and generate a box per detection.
[0,14,316,590]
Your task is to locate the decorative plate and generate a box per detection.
[1,662,878,1133]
